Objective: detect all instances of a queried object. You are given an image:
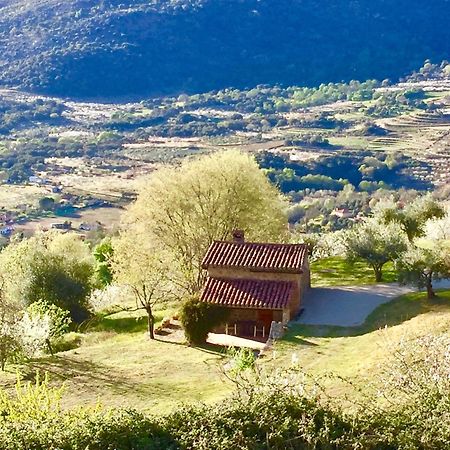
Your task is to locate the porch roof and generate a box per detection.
[201,277,293,310]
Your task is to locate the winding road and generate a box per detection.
[297,280,450,327]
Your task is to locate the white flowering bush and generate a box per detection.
[88,285,129,313]
[380,334,450,402]
[17,312,51,358]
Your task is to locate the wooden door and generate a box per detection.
[257,310,273,328]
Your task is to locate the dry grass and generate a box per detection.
[0,184,48,210]
[0,311,230,415]
[275,290,450,396]
[0,291,447,415]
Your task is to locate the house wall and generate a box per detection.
[302,257,311,289]
[207,266,306,319]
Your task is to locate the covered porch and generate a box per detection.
[213,307,289,339]
[200,276,294,339]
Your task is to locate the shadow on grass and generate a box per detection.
[88,311,167,334]
[22,355,139,394]
[196,343,229,356]
[284,290,450,340]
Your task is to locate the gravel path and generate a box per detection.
[297,280,450,327]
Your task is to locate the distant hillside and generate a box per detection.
[0,0,449,98]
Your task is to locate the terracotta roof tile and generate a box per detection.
[202,241,308,273]
[201,277,293,309]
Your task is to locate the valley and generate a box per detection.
[1,68,449,240]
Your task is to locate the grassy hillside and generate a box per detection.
[275,290,450,395]
[1,290,448,413]
[0,0,449,98]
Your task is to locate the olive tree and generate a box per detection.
[0,232,95,323]
[376,195,445,243]
[397,244,449,299]
[344,219,407,282]
[123,150,288,295]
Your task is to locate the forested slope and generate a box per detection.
[0,0,449,98]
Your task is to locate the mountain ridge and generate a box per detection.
[0,0,449,99]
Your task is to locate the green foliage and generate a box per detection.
[0,334,449,449]
[38,197,55,211]
[27,300,71,340]
[93,239,114,288]
[397,244,449,299]
[180,297,228,345]
[344,219,407,282]
[0,232,95,323]
[1,0,448,98]
[0,375,171,449]
[125,150,288,294]
[376,195,446,242]
[0,334,22,372]
[226,347,257,375]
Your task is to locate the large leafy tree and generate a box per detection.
[0,232,95,323]
[344,219,407,282]
[122,150,288,295]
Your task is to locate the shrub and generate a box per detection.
[180,297,229,345]
[0,375,174,450]
[26,300,71,355]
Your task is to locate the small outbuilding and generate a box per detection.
[200,230,310,338]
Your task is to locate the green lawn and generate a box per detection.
[0,311,231,414]
[311,256,397,287]
[0,288,447,415]
[273,290,450,395]
[327,136,369,149]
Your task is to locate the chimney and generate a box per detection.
[232,229,245,244]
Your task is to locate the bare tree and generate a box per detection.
[111,234,172,339]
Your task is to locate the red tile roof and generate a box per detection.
[201,277,293,309]
[202,241,308,273]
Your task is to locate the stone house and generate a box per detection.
[200,231,310,338]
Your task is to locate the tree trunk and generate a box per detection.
[374,265,383,282]
[146,307,155,340]
[426,278,436,300]
[46,338,54,356]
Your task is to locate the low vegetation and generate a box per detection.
[0,319,448,449]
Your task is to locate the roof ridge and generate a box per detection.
[212,240,308,247]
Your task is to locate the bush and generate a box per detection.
[0,376,174,450]
[180,297,229,345]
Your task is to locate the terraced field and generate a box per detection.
[372,109,450,186]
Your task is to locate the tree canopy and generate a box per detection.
[0,232,95,323]
[344,219,407,282]
[376,195,446,242]
[122,150,288,295]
